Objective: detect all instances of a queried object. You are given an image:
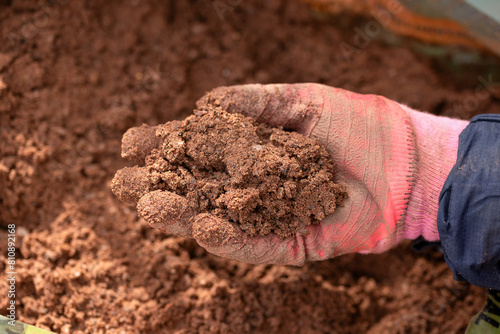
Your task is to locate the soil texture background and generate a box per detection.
[1,1,500,333]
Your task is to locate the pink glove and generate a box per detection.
[122,84,469,265]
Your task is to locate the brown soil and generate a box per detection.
[1,0,499,333]
[112,107,347,239]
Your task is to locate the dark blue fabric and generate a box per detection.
[438,114,500,289]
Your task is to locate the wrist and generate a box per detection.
[401,107,468,241]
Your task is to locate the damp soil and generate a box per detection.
[111,107,347,239]
[1,0,500,333]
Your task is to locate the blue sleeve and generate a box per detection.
[438,114,500,289]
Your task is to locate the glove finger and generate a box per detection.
[137,190,195,237]
[191,213,307,265]
[195,83,325,137]
[121,124,159,162]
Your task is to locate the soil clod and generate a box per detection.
[112,107,347,239]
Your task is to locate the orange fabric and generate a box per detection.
[301,0,485,50]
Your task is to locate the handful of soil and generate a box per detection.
[111,107,347,239]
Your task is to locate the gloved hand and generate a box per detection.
[118,83,468,265]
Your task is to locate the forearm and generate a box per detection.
[437,114,500,289]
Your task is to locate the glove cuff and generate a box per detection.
[401,107,468,242]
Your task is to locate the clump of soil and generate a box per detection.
[112,107,347,239]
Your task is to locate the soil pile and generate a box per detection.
[112,107,347,238]
[1,0,499,333]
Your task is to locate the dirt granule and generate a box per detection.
[112,107,347,239]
